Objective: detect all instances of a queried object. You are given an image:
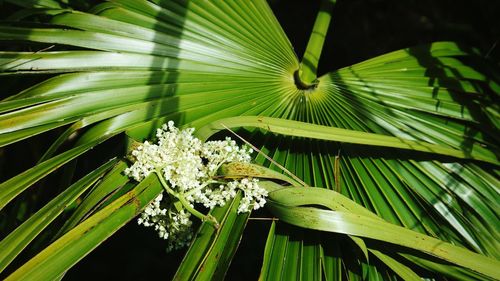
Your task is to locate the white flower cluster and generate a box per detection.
[125,121,268,250]
[232,178,268,213]
[137,193,193,251]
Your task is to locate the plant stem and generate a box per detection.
[183,180,218,197]
[177,194,219,229]
[154,170,219,228]
[297,0,336,87]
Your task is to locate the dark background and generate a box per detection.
[1,0,499,280]
[272,0,500,73]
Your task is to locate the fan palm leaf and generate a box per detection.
[0,0,498,280]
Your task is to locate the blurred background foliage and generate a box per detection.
[0,0,498,280]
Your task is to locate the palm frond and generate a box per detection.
[0,1,498,280]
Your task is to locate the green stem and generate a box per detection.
[297,0,336,87]
[154,170,219,228]
[183,180,219,197]
[178,194,219,229]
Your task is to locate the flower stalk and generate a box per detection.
[154,170,219,228]
[297,0,336,88]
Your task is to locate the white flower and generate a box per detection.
[137,193,194,251]
[236,178,268,213]
[126,121,267,250]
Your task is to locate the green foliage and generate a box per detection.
[0,0,498,280]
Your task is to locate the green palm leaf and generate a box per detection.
[0,0,498,280]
